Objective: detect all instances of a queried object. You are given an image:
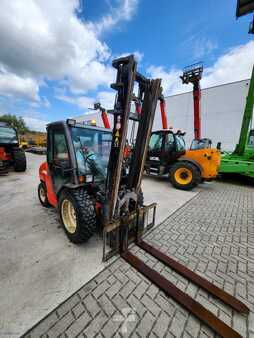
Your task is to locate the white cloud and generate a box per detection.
[57,95,95,109]
[23,116,49,132]
[114,51,144,63]
[57,90,115,110]
[89,0,139,35]
[0,72,39,101]
[202,41,254,87]
[182,33,217,59]
[147,65,192,96]
[147,41,254,96]
[0,0,116,100]
[193,38,218,59]
[97,91,115,109]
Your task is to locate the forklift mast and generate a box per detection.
[234,65,254,155]
[181,63,203,140]
[104,55,162,223]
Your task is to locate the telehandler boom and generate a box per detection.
[219,65,254,177]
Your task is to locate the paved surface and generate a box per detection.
[23,181,254,338]
[0,153,197,338]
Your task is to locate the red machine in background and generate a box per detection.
[180,63,203,140]
[93,102,111,129]
[159,95,168,129]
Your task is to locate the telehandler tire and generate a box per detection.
[13,148,26,172]
[38,182,51,208]
[59,188,96,244]
[170,161,200,191]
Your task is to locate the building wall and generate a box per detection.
[75,79,251,151]
[155,79,251,150]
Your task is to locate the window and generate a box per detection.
[71,126,112,181]
[149,133,163,151]
[53,131,69,161]
[0,127,18,144]
[165,133,174,152]
[248,130,254,146]
[175,135,186,151]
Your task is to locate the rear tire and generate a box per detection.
[170,161,200,190]
[13,148,26,172]
[59,188,96,244]
[38,182,51,208]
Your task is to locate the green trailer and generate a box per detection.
[219,65,254,178]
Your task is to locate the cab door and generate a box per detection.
[146,132,164,175]
[47,126,72,194]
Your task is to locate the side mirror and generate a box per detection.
[216,142,221,150]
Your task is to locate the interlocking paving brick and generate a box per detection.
[56,294,80,319]
[82,311,108,337]
[97,294,117,316]
[47,312,75,338]
[152,311,171,337]
[82,293,100,318]
[72,301,85,319]
[23,182,254,338]
[135,311,156,336]
[65,310,91,337]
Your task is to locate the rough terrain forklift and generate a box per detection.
[0,122,27,173]
[38,55,248,338]
[145,63,220,190]
[145,127,220,190]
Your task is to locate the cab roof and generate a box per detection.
[152,129,186,135]
[47,120,111,133]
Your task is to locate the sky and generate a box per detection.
[0,0,253,131]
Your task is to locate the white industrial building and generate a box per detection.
[75,78,251,151]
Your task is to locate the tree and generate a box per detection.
[0,114,29,134]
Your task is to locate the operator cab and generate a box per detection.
[190,138,212,150]
[46,119,112,194]
[145,129,186,176]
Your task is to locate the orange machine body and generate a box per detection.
[183,148,221,179]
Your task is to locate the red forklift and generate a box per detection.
[38,55,247,337]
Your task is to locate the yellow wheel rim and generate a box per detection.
[61,199,77,234]
[174,168,193,185]
[39,185,46,203]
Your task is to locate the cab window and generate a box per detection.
[175,135,186,151]
[165,133,174,152]
[149,133,163,151]
[248,130,254,146]
[53,130,69,161]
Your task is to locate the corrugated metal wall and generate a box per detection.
[75,79,251,151]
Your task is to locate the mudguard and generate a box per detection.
[39,162,57,207]
[177,156,203,174]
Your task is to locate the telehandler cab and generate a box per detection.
[38,55,248,338]
[0,122,27,173]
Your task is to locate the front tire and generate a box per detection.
[59,188,96,244]
[13,148,26,172]
[38,182,51,208]
[170,161,200,190]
